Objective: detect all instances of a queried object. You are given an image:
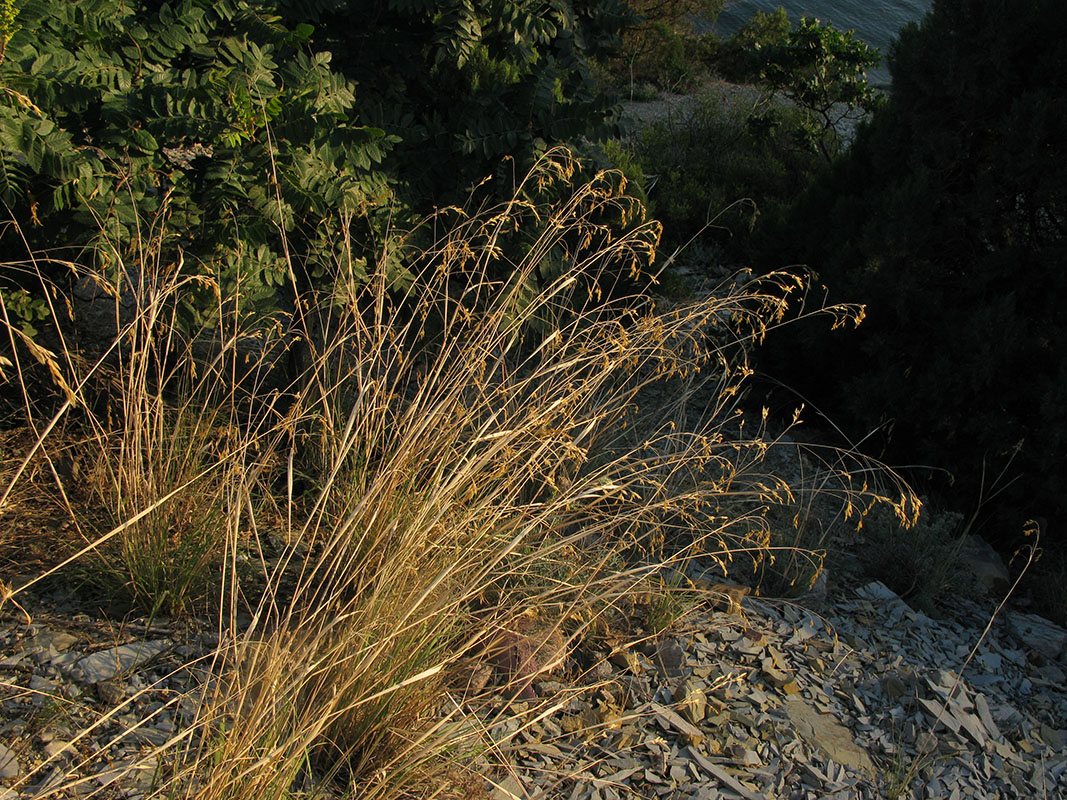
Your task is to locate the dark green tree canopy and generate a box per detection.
[595,0,724,92]
[0,0,636,337]
[298,0,635,209]
[759,0,1067,541]
[1,0,399,328]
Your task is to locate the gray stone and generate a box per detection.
[29,674,58,695]
[1007,612,1067,661]
[675,679,708,725]
[855,581,901,603]
[489,773,525,800]
[953,708,989,747]
[31,631,80,655]
[95,679,126,706]
[1039,724,1064,749]
[883,675,908,699]
[119,723,172,747]
[0,652,27,668]
[974,694,1002,739]
[650,702,705,744]
[41,740,74,761]
[654,638,688,678]
[93,757,158,792]
[608,648,643,674]
[957,535,1010,597]
[49,652,81,670]
[70,640,171,684]
[1037,663,1067,684]
[918,696,963,735]
[0,742,19,779]
[783,695,876,778]
[976,651,1003,672]
[687,749,764,800]
[23,766,67,796]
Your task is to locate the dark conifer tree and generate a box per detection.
[758,0,1067,545]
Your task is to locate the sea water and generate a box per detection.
[708,0,934,89]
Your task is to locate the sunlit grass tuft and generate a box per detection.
[0,148,917,798]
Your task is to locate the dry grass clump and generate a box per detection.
[0,149,917,798]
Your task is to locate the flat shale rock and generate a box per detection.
[3,537,1066,799]
[70,639,173,684]
[0,743,19,780]
[782,695,876,777]
[474,559,1067,800]
[1007,611,1067,661]
[0,611,214,798]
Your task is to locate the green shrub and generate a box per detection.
[627,89,826,254]
[596,1,722,94]
[318,0,635,207]
[0,0,639,367]
[0,0,401,333]
[710,8,881,161]
[859,506,971,613]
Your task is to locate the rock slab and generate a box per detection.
[70,640,172,684]
[784,693,877,777]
